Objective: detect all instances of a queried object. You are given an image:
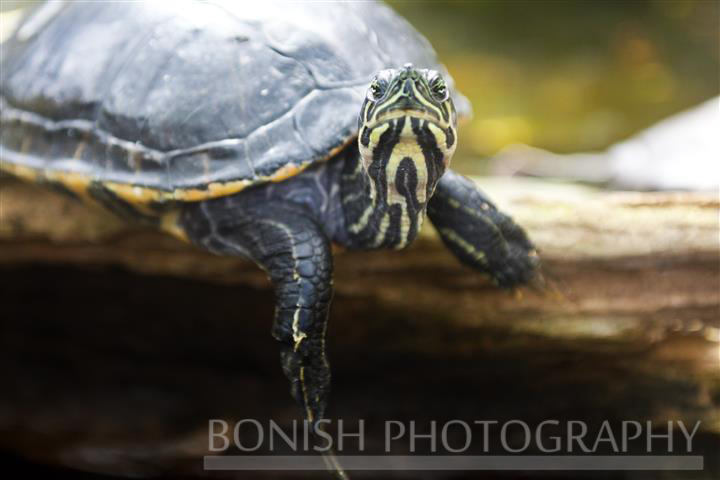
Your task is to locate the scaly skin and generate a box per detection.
[428,170,539,287]
[179,66,539,479]
[180,188,345,477]
[179,195,333,424]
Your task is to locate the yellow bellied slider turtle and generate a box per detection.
[1,1,539,475]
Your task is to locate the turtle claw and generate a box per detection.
[279,341,349,479]
[279,339,331,425]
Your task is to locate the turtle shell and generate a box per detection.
[0,1,470,204]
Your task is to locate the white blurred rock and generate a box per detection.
[493,97,720,191]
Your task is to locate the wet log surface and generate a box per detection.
[0,175,718,479]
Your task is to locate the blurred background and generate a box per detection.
[388,0,718,174]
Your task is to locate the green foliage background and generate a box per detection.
[388,0,719,172]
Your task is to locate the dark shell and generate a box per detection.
[0,1,470,202]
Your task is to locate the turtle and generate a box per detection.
[1,1,539,475]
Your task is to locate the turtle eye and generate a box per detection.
[367,79,386,102]
[430,77,449,102]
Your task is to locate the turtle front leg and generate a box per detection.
[428,169,540,287]
[180,197,333,425]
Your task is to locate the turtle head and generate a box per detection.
[356,63,458,247]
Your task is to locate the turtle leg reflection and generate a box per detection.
[179,196,338,442]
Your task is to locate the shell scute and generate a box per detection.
[1,1,470,204]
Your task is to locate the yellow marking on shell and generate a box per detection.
[440,227,487,264]
[1,162,39,183]
[102,181,168,203]
[1,157,312,206]
[253,161,302,183]
[169,179,249,202]
[3,133,357,206]
[171,160,308,202]
[43,170,96,204]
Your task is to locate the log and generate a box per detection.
[0,174,718,478]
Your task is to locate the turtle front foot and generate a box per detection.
[428,169,540,288]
